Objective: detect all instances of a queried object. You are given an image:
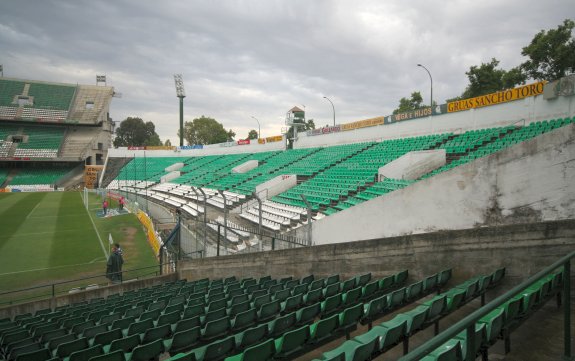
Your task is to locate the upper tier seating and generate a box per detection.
[13,126,66,158]
[26,82,76,111]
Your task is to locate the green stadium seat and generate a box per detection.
[92,328,123,348]
[231,309,257,332]
[125,339,164,361]
[478,308,505,345]
[54,337,89,360]
[164,327,201,356]
[341,287,361,308]
[88,349,126,361]
[172,317,201,334]
[453,323,486,360]
[14,347,51,361]
[190,335,236,361]
[267,312,296,338]
[228,302,251,318]
[360,281,379,301]
[309,314,339,345]
[140,324,170,344]
[65,344,103,361]
[323,284,340,299]
[423,274,438,292]
[225,338,275,361]
[336,304,363,337]
[273,325,309,358]
[444,288,466,313]
[103,334,140,354]
[321,294,342,318]
[400,305,428,334]
[420,339,462,361]
[378,276,395,292]
[360,294,388,328]
[303,289,322,305]
[406,281,423,301]
[296,303,321,326]
[201,316,231,342]
[281,294,303,314]
[257,301,280,322]
[234,324,268,351]
[321,339,374,361]
[387,288,406,308]
[124,319,154,337]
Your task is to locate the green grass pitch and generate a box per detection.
[0,191,158,304]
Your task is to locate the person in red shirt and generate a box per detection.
[103,200,108,215]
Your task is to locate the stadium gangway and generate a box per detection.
[398,249,575,361]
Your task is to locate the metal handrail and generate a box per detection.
[0,262,175,305]
[399,249,574,361]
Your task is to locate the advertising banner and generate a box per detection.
[237,139,251,145]
[265,135,283,143]
[447,81,546,113]
[84,165,104,189]
[341,116,384,131]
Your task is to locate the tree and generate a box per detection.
[393,92,424,114]
[460,58,526,99]
[113,117,162,147]
[287,119,315,149]
[181,116,236,145]
[164,139,172,147]
[520,19,575,81]
[247,129,258,140]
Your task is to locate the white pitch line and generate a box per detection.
[0,259,107,276]
[81,193,109,259]
[25,202,42,220]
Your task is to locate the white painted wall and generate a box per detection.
[232,160,258,173]
[165,163,184,172]
[379,149,446,180]
[312,123,575,245]
[295,93,574,149]
[161,171,181,183]
[255,174,297,200]
[107,136,286,158]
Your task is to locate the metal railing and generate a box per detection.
[399,250,574,361]
[0,262,175,306]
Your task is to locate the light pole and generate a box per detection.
[417,64,433,109]
[173,74,186,147]
[323,96,335,126]
[251,116,261,139]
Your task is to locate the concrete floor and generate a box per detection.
[296,293,575,361]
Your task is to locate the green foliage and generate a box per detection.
[247,129,258,140]
[164,139,172,146]
[461,58,526,99]
[287,119,315,149]
[181,116,236,145]
[393,92,424,114]
[520,19,575,81]
[113,117,162,147]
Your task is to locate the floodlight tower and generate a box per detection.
[174,74,186,147]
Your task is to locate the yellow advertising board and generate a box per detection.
[84,166,103,189]
[137,210,161,257]
[265,135,283,143]
[145,146,176,150]
[447,81,546,113]
[341,116,384,131]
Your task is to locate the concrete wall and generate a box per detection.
[379,149,446,180]
[179,219,575,291]
[312,123,575,245]
[0,274,177,321]
[255,174,297,200]
[294,92,574,149]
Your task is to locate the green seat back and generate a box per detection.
[107,334,139,354]
[268,312,296,338]
[202,316,231,341]
[296,303,320,325]
[378,315,407,350]
[68,344,103,361]
[274,325,309,358]
[235,324,268,350]
[394,270,409,285]
[239,338,275,361]
[342,287,362,307]
[303,289,322,305]
[388,288,406,308]
[165,327,201,355]
[258,301,280,322]
[56,337,89,358]
[338,304,363,330]
[232,309,257,331]
[193,335,235,361]
[141,324,171,344]
[128,339,164,361]
[406,281,423,300]
[93,328,123,348]
[309,314,339,344]
[361,281,379,300]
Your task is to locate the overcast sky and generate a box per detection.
[0,1,572,144]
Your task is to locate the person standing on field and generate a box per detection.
[102,200,108,215]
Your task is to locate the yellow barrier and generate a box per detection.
[137,210,161,257]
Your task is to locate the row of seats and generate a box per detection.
[418,267,563,361]
[314,268,505,361]
[7,167,73,186]
[1,273,398,361]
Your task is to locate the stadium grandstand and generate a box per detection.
[0,77,114,191]
[0,75,574,361]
